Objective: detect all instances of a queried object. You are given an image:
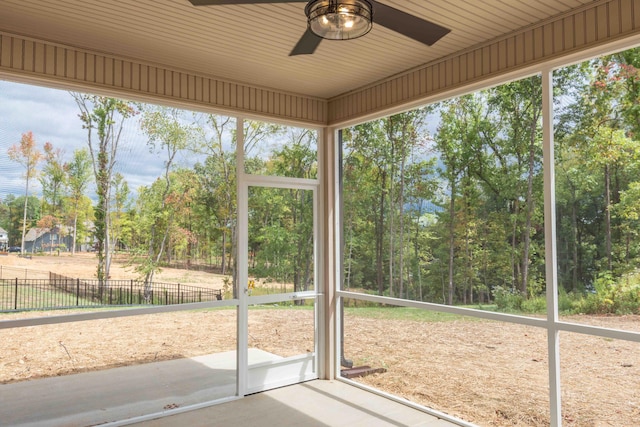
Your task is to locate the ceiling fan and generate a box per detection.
[188,0,450,56]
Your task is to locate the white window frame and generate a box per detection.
[235,116,323,395]
[334,38,640,427]
[0,113,324,425]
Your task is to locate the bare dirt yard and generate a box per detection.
[1,253,639,426]
[0,252,228,289]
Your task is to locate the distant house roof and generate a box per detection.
[24,228,49,242]
[24,225,75,242]
[53,225,73,235]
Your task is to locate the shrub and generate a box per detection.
[493,286,524,312]
[558,289,576,313]
[521,296,546,313]
[569,272,640,315]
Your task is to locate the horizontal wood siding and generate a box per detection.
[2,0,639,127]
[328,0,640,125]
[0,33,327,126]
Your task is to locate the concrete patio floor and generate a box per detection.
[0,350,464,427]
[134,379,462,427]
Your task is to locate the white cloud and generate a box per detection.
[0,80,191,202]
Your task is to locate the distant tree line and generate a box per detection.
[1,101,316,296]
[2,47,639,313]
[341,48,640,313]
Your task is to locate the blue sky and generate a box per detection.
[0,80,196,202]
[0,79,321,206]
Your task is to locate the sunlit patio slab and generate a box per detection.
[134,379,460,427]
[1,349,262,427]
[1,348,461,427]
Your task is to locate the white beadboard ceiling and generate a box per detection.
[0,0,597,99]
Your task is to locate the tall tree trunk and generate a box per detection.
[72,196,80,255]
[387,121,396,298]
[231,224,238,299]
[20,177,29,254]
[398,144,406,299]
[376,171,386,296]
[105,195,112,279]
[412,206,423,301]
[465,224,472,304]
[346,223,354,290]
[302,233,313,296]
[604,164,612,271]
[570,189,578,291]
[221,228,227,275]
[463,173,472,305]
[521,133,537,297]
[388,156,395,298]
[227,228,233,272]
[447,178,456,305]
[511,199,519,290]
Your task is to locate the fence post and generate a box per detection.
[130,280,133,305]
[14,278,18,310]
[177,283,181,304]
[76,278,80,306]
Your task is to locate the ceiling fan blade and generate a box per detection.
[371,1,450,46]
[189,0,306,5]
[290,28,322,56]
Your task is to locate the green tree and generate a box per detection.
[384,110,432,298]
[193,115,236,276]
[4,195,41,247]
[434,95,485,304]
[191,116,283,296]
[551,50,640,311]
[614,48,640,137]
[39,142,66,218]
[612,181,640,268]
[487,76,544,297]
[110,172,130,253]
[565,56,640,278]
[269,129,317,298]
[65,148,93,254]
[342,109,437,300]
[7,131,43,254]
[137,106,195,290]
[343,120,391,296]
[72,93,137,285]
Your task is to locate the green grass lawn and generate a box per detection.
[344,306,463,322]
[0,283,101,311]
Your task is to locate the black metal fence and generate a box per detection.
[0,276,222,312]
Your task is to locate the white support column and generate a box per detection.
[542,68,562,426]
[236,117,249,397]
[320,126,337,380]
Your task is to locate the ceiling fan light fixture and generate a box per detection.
[305,0,373,41]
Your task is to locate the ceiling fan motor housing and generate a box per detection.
[305,0,373,40]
